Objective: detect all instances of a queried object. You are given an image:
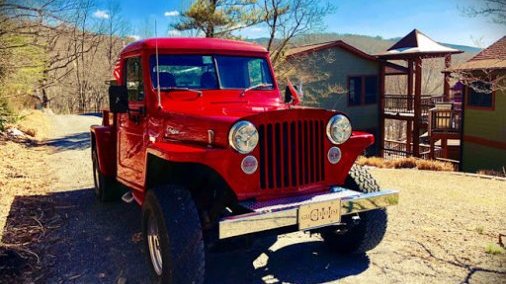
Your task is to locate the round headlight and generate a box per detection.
[228,121,259,154]
[326,114,352,144]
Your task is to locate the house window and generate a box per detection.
[348,75,378,106]
[467,80,493,109]
[349,77,362,106]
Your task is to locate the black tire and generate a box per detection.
[91,147,122,202]
[320,165,388,254]
[142,185,205,284]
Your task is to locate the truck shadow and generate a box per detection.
[206,240,370,283]
[37,132,91,151]
[2,188,369,283]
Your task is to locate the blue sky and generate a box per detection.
[92,0,505,47]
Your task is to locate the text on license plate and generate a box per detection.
[298,199,341,230]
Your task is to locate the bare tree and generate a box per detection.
[451,68,506,93]
[260,0,334,66]
[0,0,128,113]
[463,0,506,25]
[104,0,130,68]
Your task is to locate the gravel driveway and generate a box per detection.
[3,113,504,283]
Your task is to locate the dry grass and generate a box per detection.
[356,156,454,171]
[477,169,506,178]
[0,111,57,281]
[15,110,52,139]
[361,168,506,284]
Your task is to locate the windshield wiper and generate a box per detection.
[159,87,202,97]
[240,83,273,97]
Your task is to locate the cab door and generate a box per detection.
[117,56,146,188]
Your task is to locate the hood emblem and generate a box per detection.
[166,127,180,136]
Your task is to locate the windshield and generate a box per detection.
[150,55,274,90]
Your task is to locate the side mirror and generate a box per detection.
[108,85,128,113]
[285,79,301,105]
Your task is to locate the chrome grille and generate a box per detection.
[258,120,325,190]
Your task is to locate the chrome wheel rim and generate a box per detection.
[147,213,163,276]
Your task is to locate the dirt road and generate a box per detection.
[2,113,505,283]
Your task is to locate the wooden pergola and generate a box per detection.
[376,29,463,158]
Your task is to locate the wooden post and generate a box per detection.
[406,121,412,154]
[413,57,422,157]
[407,59,414,111]
[378,63,386,157]
[443,54,451,102]
[430,136,435,159]
[442,138,448,158]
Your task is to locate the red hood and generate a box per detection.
[157,89,288,119]
[149,96,336,149]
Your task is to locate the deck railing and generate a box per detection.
[429,109,462,133]
[384,95,445,117]
[383,139,443,159]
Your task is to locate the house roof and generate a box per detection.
[285,40,378,61]
[376,29,462,59]
[286,40,408,74]
[449,36,506,71]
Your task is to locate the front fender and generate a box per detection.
[91,125,116,177]
[146,142,258,200]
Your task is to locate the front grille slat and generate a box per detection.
[274,123,281,188]
[304,121,309,185]
[290,122,297,187]
[259,125,266,189]
[282,122,289,188]
[267,124,274,189]
[259,119,325,191]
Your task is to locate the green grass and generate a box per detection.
[485,243,505,255]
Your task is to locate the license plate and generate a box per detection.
[298,199,341,230]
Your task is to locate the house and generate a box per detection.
[449,36,506,173]
[286,40,406,155]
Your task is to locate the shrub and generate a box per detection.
[356,156,454,172]
[0,97,13,131]
[485,243,505,255]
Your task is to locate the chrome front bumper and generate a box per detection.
[219,188,399,239]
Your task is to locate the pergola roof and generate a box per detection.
[376,29,463,59]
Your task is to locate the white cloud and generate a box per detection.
[128,35,141,41]
[249,27,265,33]
[164,10,179,17]
[167,30,182,37]
[93,10,110,19]
[239,26,266,38]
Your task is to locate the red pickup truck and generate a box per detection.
[90,37,398,283]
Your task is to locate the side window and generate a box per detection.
[348,75,378,105]
[348,76,362,106]
[248,58,273,87]
[125,57,144,102]
[467,80,493,108]
[364,76,378,104]
[248,59,262,86]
